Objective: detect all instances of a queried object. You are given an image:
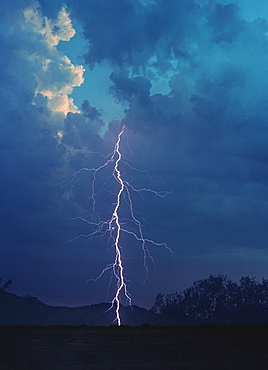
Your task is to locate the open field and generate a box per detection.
[0,325,268,369]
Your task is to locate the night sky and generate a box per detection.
[1,0,268,309]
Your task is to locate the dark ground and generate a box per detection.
[0,325,268,369]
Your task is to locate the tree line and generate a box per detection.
[151,275,268,319]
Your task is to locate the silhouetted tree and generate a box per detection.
[0,278,12,291]
[152,275,268,320]
[151,293,165,314]
[236,276,268,316]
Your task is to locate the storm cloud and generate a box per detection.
[1,0,268,308]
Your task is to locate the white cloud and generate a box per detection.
[47,6,76,46]
[22,2,84,115]
[23,2,76,47]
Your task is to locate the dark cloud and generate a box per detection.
[63,102,105,150]
[109,70,152,103]
[207,3,243,43]
[59,0,202,71]
[103,0,268,268]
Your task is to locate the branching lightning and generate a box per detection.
[69,125,172,326]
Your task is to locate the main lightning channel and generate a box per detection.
[108,125,131,326]
[69,124,172,326]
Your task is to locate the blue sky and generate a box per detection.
[1,0,268,309]
[58,25,125,127]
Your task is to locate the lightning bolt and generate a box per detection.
[68,125,172,325]
[107,125,130,326]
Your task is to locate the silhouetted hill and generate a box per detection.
[1,289,268,326]
[0,290,178,326]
